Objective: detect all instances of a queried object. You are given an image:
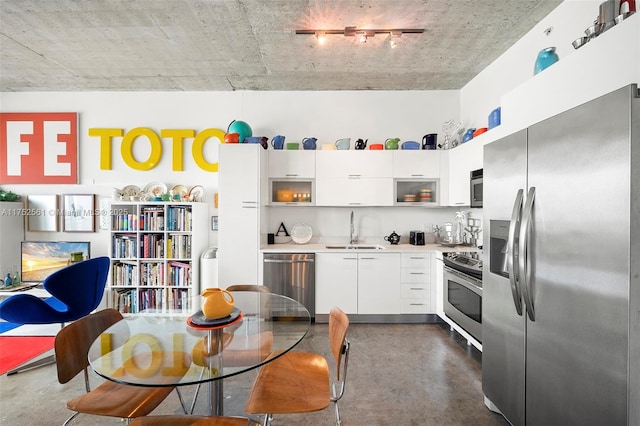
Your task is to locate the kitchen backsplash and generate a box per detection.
[266,206,483,246]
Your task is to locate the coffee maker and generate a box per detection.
[409,231,425,245]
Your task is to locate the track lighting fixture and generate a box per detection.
[296,26,424,47]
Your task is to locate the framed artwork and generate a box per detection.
[27,195,58,232]
[62,194,95,232]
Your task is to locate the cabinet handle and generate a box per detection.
[454,202,465,205]
[411,174,424,177]
[360,257,375,260]
[348,202,362,205]
[409,256,426,260]
[348,174,362,178]
[410,287,425,290]
[285,174,299,177]
[410,272,425,275]
[242,205,258,209]
[409,303,425,306]
[342,257,357,260]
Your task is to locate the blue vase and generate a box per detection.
[534,47,559,75]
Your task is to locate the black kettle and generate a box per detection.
[355,138,368,150]
[384,231,401,245]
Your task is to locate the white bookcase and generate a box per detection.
[108,201,208,314]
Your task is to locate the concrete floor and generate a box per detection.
[0,322,509,425]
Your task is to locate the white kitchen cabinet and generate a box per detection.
[315,151,392,178]
[315,252,358,315]
[446,140,483,207]
[399,252,433,314]
[315,151,394,206]
[218,144,267,287]
[267,150,315,178]
[316,177,393,206]
[358,253,401,314]
[394,179,439,206]
[108,201,208,314]
[392,151,440,178]
[434,251,445,318]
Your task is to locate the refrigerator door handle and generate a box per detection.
[507,189,524,316]
[519,186,536,321]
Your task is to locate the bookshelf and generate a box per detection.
[108,201,208,314]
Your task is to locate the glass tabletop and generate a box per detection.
[88,292,311,387]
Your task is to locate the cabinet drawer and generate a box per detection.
[401,253,431,269]
[401,283,429,299]
[400,269,429,283]
[401,299,430,314]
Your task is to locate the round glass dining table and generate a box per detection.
[88,292,311,416]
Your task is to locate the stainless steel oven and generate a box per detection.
[443,252,482,342]
[470,168,483,208]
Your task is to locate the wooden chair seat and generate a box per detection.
[129,415,257,425]
[55,309,178,424]
[244,350,331,414]
[244,307,350,425]
[66,380,174,418]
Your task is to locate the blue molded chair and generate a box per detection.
[0,256,110,375]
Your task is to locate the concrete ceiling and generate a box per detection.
[0,0,563,92]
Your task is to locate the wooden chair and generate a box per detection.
[225,285,270,293]
[244,307,350,426]
[129,415,258,425]
[55,308,177,425]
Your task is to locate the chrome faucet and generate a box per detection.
[350,210,358,244]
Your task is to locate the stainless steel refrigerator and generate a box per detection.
[482,84,639,426]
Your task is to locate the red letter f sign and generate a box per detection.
[1,112,78,184]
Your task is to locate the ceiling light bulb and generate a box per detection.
[358,33,367,43]
[390,39,397,48]
[316,31,326,45]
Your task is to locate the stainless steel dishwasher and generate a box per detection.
[263,253,315,319]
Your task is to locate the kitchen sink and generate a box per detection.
[325,245,386,250]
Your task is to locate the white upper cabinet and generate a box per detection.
[315,151,393,206]
[392,151,441,178]
[445,140,483,207]
[268,151,315,178]
[315,151,392,178]
[316,177,393,206]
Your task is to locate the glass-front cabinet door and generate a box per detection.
[395,179,439,206]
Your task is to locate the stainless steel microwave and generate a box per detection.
[470,168,483,208]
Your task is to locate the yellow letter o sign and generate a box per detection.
[121,127,162,170]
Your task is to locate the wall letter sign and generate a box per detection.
[0,112,78,184]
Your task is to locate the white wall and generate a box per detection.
[460,0,620,131]
[0,90,460,257]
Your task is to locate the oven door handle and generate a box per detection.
[519,187,536,322]
[508,189,524,316]
[444,267,482,294]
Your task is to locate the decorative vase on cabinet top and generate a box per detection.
[534,47,559,75]
[201,288,235,319]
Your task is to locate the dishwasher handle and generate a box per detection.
[263,258,315,264]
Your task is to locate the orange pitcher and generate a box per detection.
[201,288,235,319]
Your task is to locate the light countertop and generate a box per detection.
[260,242,480,253]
